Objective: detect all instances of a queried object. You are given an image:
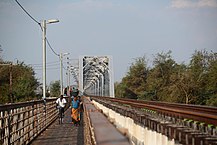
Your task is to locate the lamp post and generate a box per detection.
[68,67,70,88]
[41,19,59,99]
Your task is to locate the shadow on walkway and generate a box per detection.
[30,108,84,145]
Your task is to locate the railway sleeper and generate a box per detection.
[92,97,217,145]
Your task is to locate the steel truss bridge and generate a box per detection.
[79,55,114,97]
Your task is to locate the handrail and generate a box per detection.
[0,97,71,145]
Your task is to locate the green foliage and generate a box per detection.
[115,50,217,107]
[114,82,138,99]
[121,56,148,99]
[114,82,126,98]
[206,94,217,106]
[50,80,60,97]
[14,65,38,100]
[146,51,177,101]
[0,61,39,104]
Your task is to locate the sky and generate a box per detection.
[0,0,217,86]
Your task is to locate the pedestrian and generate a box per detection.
[78,95,83,125]
[71,95,80,126]
[64,87,67,96]
[71,88,79,100]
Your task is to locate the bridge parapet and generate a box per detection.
[0,97,71,145]
[91,96,217,145]
[83,96,131,145]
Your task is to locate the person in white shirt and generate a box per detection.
[56,95,67,119]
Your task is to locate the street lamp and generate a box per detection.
[41,19,59,99]
[59,52,69,95]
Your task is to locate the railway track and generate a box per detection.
[90,96,217,127]
[90,96,217,144]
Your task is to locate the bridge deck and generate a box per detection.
[30,108,84,145]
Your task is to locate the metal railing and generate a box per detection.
[0,97,70,145]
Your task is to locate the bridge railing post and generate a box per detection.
[7,109,11,145]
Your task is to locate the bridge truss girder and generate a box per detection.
[79,56,114,97]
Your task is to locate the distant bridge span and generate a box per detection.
[79,55,114,97]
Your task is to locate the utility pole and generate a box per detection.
[9,63,13,102]
[41,19,59,100]
[66,67,70,90]
[59,52,69,95]
[60,53,63,95]
[42,20,46,100]
[0,63,14,102]
[68,68,70,89]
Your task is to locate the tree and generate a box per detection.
[203,51,217,106]
[114,81,123,98]
[121,56,148,99]
[114,81,138,99]
[50,80,60,97]
[0,45,2,61]
[146,51,177,101]
[12,63,39,102]
[186,50,217,105]
[170,64,195,104]
[0,63,10,103]
[195,50,217,106]
[0,61,39,103]
[115,50,217,106]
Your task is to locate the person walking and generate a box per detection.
[71,95,80,126]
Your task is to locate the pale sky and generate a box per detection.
[0,0,217,86]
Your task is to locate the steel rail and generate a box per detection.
[91,96,217,126]
[107,97,217,115]
[124,98,217,115]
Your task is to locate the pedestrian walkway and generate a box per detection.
[30,108,84,145]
